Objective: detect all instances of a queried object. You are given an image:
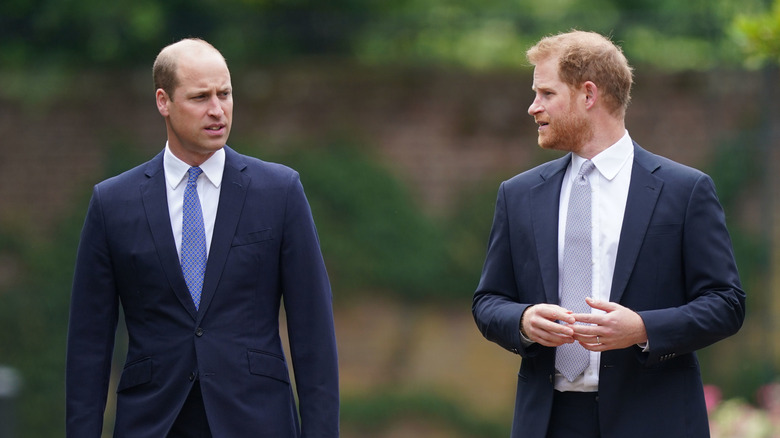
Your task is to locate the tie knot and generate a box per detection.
[578,160,596,178]
[187,167,203,184]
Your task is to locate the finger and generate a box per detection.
[585,297,620,312]
[531,304,575,325]
[572,331,599,344]
[529,318,576,346]
[580,341,607,352]
[549,310,576,325]
[540,305,574,321]
[535,318,575,338]
[535,331,576,347]
[556,313,577,325]
[571,313,603,325]
[569,323,598,337]
[579,331,605,347]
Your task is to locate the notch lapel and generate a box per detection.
[610,144,663,304]
[531,155,570,305]
[197,147,249,319]
[141,153,199,320]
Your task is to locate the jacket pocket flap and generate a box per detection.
[117,357,152,392]
[232,229,273,246]
[646,223,681,236]
[247,350,290,384]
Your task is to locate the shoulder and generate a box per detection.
[224,146,301,187]
[93,151,163,193]
[502,154,569,192]
[634,143,710,186]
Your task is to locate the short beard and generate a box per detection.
[538,104,594,153]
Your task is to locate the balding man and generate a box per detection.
[66,38,339,438]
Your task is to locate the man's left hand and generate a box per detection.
[570,297,648,351]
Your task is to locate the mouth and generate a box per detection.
[536,120,549,131]
[205,124,226,135]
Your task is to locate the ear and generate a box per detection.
[582,81,598,109]
[156,89,170,117]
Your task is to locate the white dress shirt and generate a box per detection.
[554,131,634,392]
[163,144,225,260]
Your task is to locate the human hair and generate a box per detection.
[152,38,224,100]
[526,30,633,116]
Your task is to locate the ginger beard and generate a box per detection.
[537,95,594,153]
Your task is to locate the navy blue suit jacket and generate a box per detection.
[473,143,745,438]
[66,146,339,437]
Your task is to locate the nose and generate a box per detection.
[528,96,542,116]
[207,96,224,117]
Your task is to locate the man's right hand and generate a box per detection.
[521,304,577,347]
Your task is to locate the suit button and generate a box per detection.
[195,327,204,337]
[188,372,196,381]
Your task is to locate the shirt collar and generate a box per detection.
[571,130,634,181]
[163,143,225,190]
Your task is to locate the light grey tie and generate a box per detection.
[556,160,596,382]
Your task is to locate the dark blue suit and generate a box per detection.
[66,146,339,437]
[473,143,745,438]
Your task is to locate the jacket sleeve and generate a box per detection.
[472,182,540,358]
[638,174,746,366]
[66,186,120,437]
[279,172,340,438]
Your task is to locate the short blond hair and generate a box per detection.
[527,31,633,116]
[152,38,224,100]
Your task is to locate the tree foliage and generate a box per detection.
[353,0,765,70]
[732,0,780,66]
[0,0,770,71]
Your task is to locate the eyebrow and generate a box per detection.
[186,86,232,96]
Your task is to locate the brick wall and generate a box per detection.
[0,66,771,234]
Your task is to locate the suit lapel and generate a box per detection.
[140,152,199,320]
[531,155,570,305]
[610,143,663,303]
[197,147,249,319]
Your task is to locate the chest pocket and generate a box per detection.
[232,228,273,246]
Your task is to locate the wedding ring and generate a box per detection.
[597,336,600,344]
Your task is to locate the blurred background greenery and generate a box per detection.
[2,0,780,436]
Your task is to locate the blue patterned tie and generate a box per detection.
[556,160,596,382]
[181,167,206,310]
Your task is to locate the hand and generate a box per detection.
[521,304,578,347]
[570,298,648,351]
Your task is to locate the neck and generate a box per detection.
[576,118,625,159]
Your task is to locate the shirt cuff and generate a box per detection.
[519,306,535,347]
[520,330,534,346]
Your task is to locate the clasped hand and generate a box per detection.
[521,298,647,351]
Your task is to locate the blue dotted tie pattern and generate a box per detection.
[181,167,207,310]
[556,160,596,382]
